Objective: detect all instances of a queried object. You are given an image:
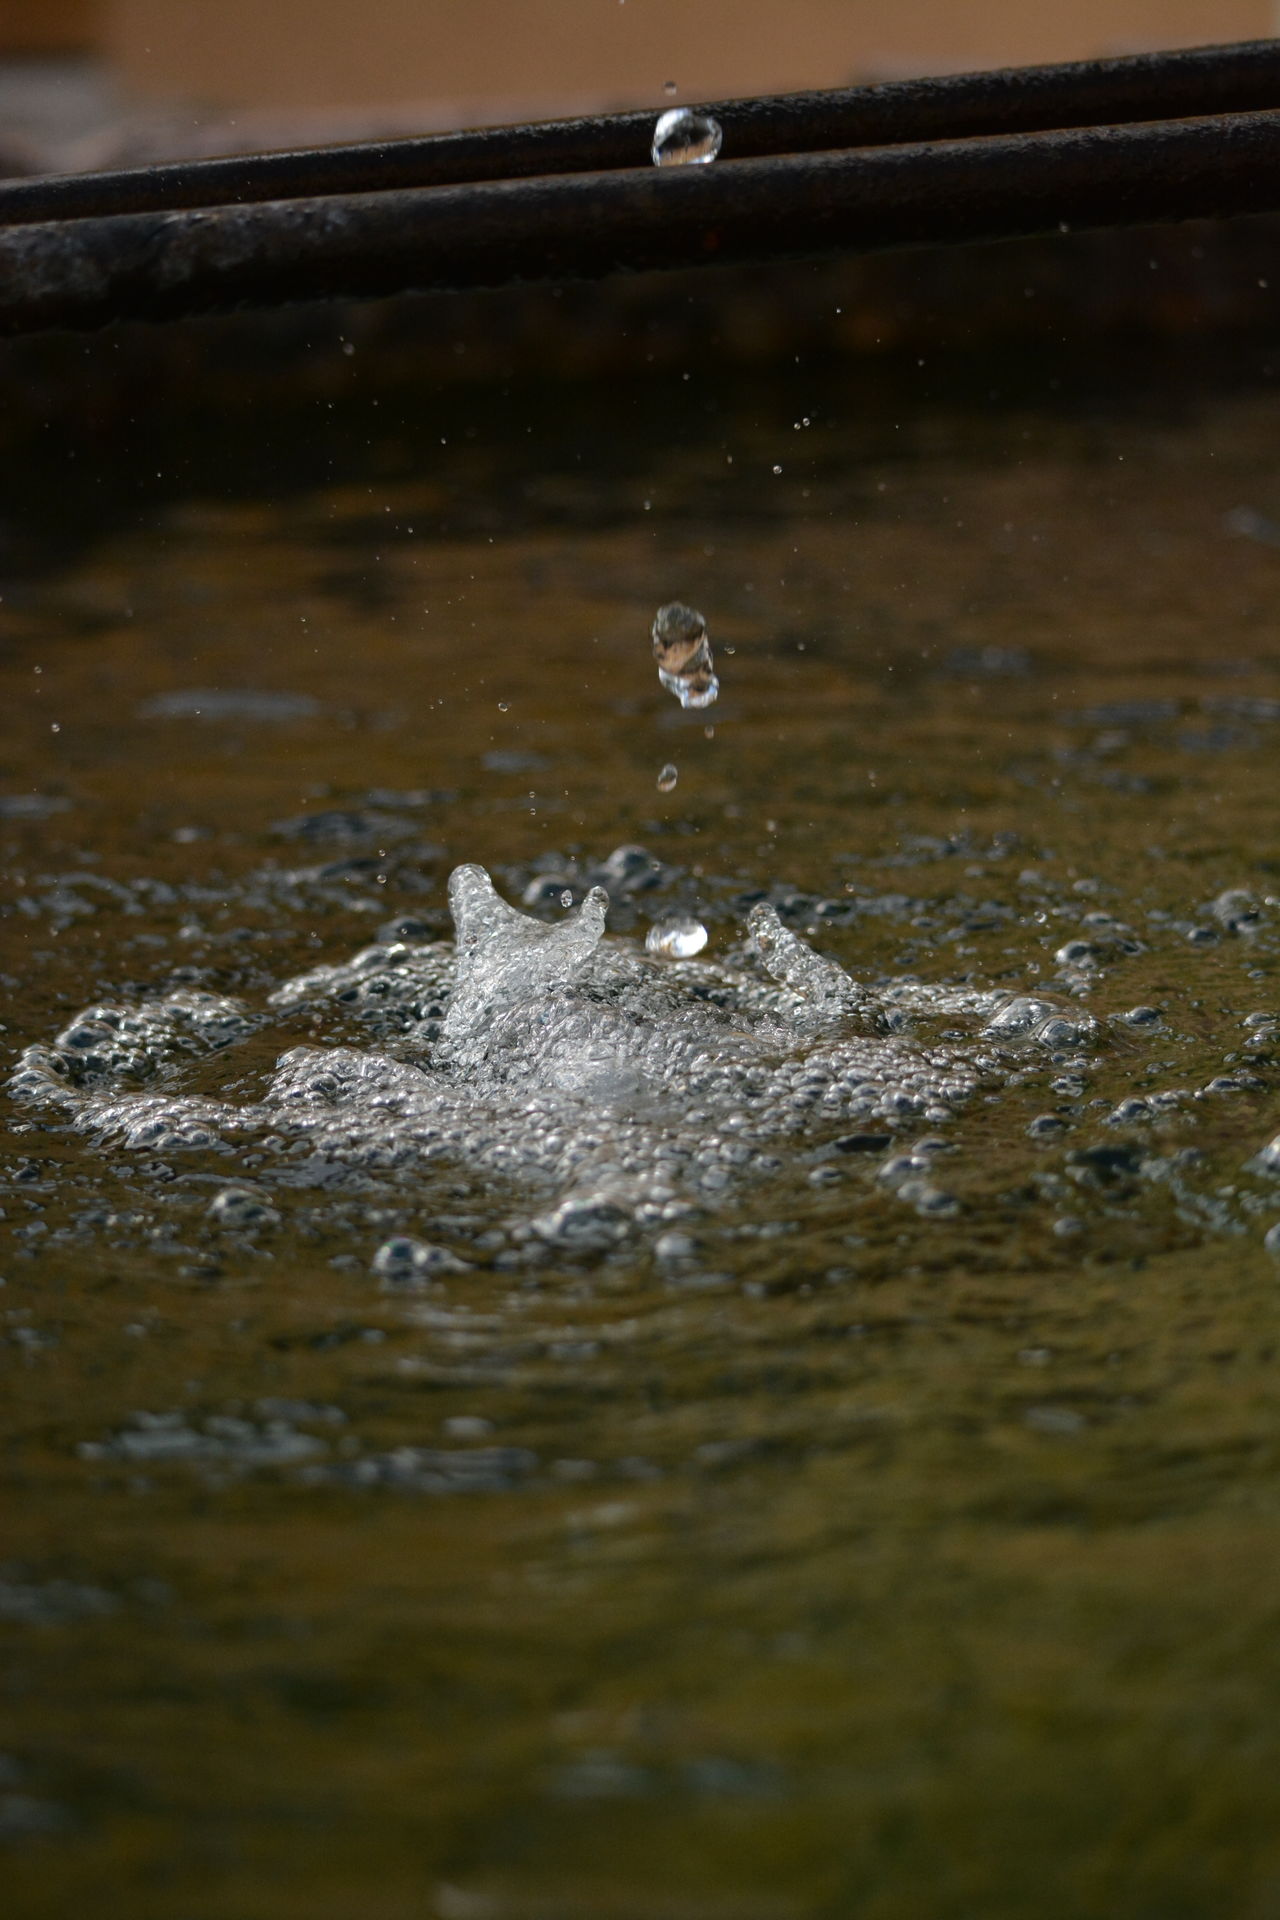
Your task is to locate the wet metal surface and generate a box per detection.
[2,346,1280,1917]
[8,36,1280,229]
[15,109,1280,334]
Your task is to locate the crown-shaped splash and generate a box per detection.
[442,864,610,1052]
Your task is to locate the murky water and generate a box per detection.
[3,340,1280,1918]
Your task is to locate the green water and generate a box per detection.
[2,340,1280,1919]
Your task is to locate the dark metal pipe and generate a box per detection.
[5,108,1280,337]
[4,36,1280,229]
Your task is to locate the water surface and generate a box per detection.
[3,345,1280,1919]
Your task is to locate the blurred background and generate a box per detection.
[0,0,1277,172]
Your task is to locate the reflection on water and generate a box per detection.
[2,343,1280,1918]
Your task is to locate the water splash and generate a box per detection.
[441,863,608,1059]
[11,863,1107,1252]
[747,902,863,1015]
[651,109,722,168]
[652,602,719,709]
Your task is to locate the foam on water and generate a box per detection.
[10,862,1100,1248]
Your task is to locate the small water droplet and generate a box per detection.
[772,465,783,476]
[497,701,509,712]
[651,108,722,168]
[663,79,678,96]
[657,763,679,793]
[646,915,709,959]
[560,889,574,909]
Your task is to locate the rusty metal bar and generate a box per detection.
[4,36,1280,229]
[5,108,1280,337]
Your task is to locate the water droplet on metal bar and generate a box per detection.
[651,109,722,168]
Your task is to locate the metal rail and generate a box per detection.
[4,107,1280,337]
[3,36,1280,229]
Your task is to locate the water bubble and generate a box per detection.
[372,1237,470,1283]
[208,1186,280,1230]
[532,1192,632,1251]
[652,601,719,709]
[646,915,709,960]
[443,1415,494,1439]
[1108,1097,1152,1124]
[651,108,722,168]
[985,994,1096,1048]
[657,763,679,793]
[1212,887,1260,932]
[1249,1132,1280,1175]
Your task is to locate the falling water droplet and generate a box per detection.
[651,108,723,168]
[657,763,679,793]
[663,79,678,96]
[560,889,574,909]
[646,914,709,959]
[652,602,719,709]
[497,701,509,712]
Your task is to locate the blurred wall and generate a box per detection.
[105,0,1276,111]
[0,1,99,53]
